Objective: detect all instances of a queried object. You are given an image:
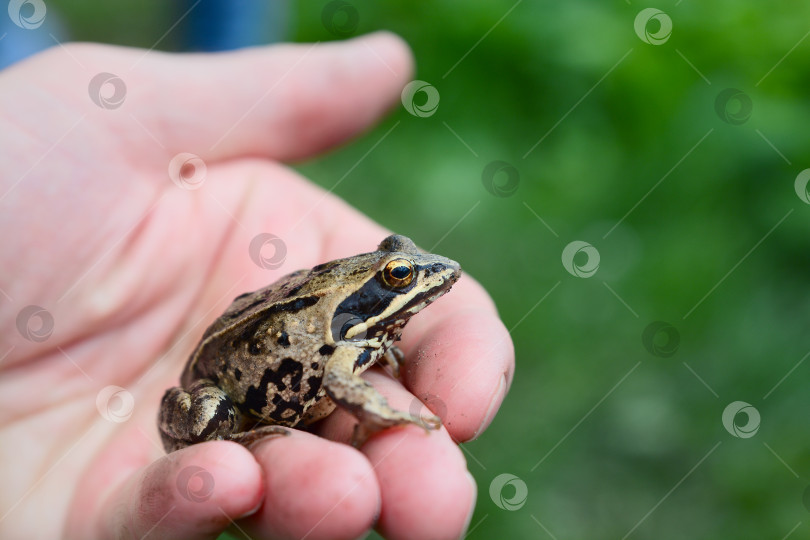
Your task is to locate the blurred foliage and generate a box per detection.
[46,0,810,538]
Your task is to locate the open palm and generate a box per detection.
[0,33,513,540]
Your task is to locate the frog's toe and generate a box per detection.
[350,419,406,447]
[228,425,291,448]
[416,413,442,431]
[379,346,405,380]
[351,412,440,447]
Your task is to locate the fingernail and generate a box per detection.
[237,497,264,519]
[459,472,478,539]
[475,374,506,438]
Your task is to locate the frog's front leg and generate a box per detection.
[323,347,441,447]
[378,345,405,379]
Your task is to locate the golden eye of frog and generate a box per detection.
[158,234,461,452]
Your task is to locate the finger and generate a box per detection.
[33,31,412,165]
[240,430,380,540]
[147,31,412,163]
[398,274,515,442]
[316,371,476,540]
[94,441,263,540]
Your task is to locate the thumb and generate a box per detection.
[82,31,413,165]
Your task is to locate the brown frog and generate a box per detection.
[158,235,461,452]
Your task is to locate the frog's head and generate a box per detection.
[330,235,461,344]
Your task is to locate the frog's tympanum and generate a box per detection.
[158,235,461,452]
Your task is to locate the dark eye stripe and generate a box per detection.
[334,275,399,322]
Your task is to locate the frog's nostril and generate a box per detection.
[431,263,445,274]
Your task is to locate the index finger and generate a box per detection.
[397,273,514,442]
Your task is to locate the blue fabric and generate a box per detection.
[0,0,63,69]
[182,0,286,51]
[0,1,286,70]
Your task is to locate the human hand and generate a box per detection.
[0,32,514,540]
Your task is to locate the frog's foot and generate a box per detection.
[378,345,405,380]
[158,379,242,453]
[350,410,442,447]
[228,425,291,448]
[324,348,442,447]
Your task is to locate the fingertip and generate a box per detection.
[243,431,380,540]
[174,441,265,519]
[475,372,508,438]
[406,308,514,442]
[100,441,264,539]
[363,425,476,540]
[351,30,415,82]
[319,372,476,540]
[263,31,414,162]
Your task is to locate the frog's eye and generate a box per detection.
[381,259,414,288]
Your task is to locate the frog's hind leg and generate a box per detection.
[159,379,290,452]
[158,379,243,453]
[300,394,337,427]
[323,347,441,447]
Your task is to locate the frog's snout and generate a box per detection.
[448,260,462,283]
[437,258,461,283]
[423,257,461,294]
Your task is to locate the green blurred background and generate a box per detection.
[34,1,810,538]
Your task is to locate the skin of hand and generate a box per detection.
[0,32,514,540]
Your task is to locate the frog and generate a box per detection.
[158,234,461,452]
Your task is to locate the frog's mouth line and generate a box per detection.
[401,289,449,314]
[372,289,454,336]
[345,289,448,340]
[400,273,459,314]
